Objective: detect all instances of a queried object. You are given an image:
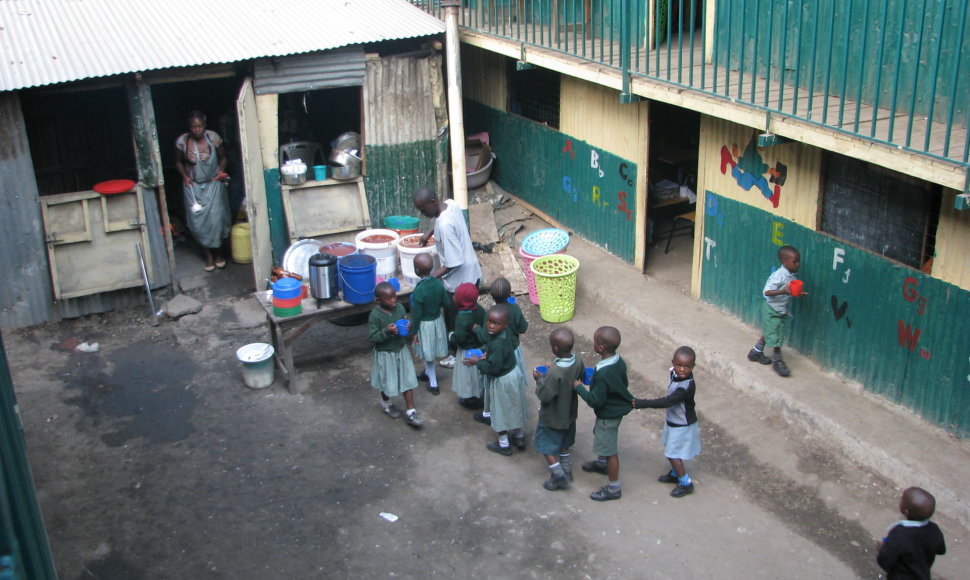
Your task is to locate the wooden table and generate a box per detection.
[254,286,412,394]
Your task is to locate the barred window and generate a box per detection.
[508,65,560,129]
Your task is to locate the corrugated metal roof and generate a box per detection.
[0,0,445,92]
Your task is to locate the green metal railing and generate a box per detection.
[413,0,970,173]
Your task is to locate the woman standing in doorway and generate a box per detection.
[175,110,231,271]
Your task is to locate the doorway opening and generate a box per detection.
[646,101,700,292]
[152,74,253,297]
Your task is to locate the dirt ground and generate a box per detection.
[6,213,967,579]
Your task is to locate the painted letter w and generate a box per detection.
[897,321,921,351]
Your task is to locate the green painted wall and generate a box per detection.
[1,338,57,580]
[263,169,288,266]
[364,141,438,228]
[465,101,638,262]
[715,0,969,124]
[702,192,970,437]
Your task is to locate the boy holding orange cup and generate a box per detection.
[747,246,804,377]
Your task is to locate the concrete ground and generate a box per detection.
[5,195,968,579]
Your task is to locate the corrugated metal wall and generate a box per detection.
[461,45,507,111]
[0,336,57,579]
[254,48,366,95]
[363,55,442,226]
[701,192,970,437]
[0,94,54,328]
[465,100,638,262]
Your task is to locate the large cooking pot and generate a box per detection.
[329,149,361,169]
[308,253,339,300]
[330,164,360,180]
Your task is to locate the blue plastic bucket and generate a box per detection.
[338,254,377,304]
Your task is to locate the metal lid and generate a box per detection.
[309,252,337,267]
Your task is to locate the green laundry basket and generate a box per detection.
[530,254,580,323]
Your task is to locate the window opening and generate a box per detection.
[508,65,560,129]
[820,155,941,272]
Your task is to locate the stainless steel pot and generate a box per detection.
[330,165,360,180]
[329,149,361,169]
[308,253,338,300]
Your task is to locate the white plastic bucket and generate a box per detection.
[355,229,400,280]
[236,343,275,389]
[397,233,439,287]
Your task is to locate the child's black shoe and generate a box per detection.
[486,441,512,456]
[657,472,679,484]
[589,485,621,501]
[747,349,772,365]
[426,385,440,396]
[670,483,694,498]
[512,433,527,450]
[773,359,791,377]
[473,412,491,425]
[383,405,402,419]
[458,397,483,409]
[543,473,569,491]
[405,410,423,428]
[581,460,608,475]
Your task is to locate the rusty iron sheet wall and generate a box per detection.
[701,192,970,438]
[0,93,54,329]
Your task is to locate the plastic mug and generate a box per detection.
[789,279,804,296]
[535,365,548,376]
[395,319,409,336]
[582,367,594,385]
[388,277,401,291]
[465,348,484,359]
[507,296,517,304]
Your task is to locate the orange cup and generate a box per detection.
[789,279,804,296]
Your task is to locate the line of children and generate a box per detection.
[367,281,422,428]
[464,303,529,455]
[450,282,485,409]
[410,253,451,396]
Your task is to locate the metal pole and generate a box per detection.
[442,0,469,211]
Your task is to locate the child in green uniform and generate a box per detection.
[575,326,633,501]
[464,303,528,456]
[533,328,584,491]
[368,282,422,428]
[411,253,451,396]
[451,282,485,409]
[479,278,529,448]
[489,278,528,377]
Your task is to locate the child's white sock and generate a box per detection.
[424,361,438,388]
[608,480,621,490]
[482,411,491,418]
[549,462,565,478]
[498,434,510,448]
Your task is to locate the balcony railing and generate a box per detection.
[413,0,970,174]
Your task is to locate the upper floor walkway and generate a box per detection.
[413,0,970,193]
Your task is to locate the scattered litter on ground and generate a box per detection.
[75,342,99,353]
[379,512,399,522]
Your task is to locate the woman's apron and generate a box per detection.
[183,133,230,249]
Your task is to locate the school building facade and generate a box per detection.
[412,0,970,438]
